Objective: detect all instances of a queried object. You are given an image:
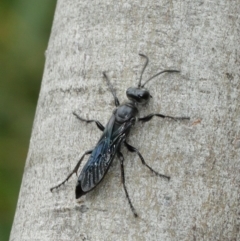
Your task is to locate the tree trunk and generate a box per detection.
[10,0,239,240]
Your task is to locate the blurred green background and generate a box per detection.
[0,1,56,240]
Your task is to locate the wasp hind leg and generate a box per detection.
[50,149,93,192]
[117,151,138,218]
[139,113,190,122]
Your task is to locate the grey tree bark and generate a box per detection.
[10,0,239,240]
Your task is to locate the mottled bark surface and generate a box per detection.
[10,0,239,240]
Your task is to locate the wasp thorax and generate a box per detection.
[115,103,138,122]
[126,87,151,104]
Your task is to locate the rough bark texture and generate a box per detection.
[10,0,239,240]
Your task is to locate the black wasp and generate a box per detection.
[50,54,189,217]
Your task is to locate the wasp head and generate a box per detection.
[126,87,151,105]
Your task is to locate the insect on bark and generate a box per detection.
[50,54,190,217]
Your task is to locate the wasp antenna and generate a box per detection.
[138,53,149,88]
[141,69,180,87]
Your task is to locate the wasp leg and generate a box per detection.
[117,151,138,218]
[124,141,170,180]
[139,113,190,122]
[73,112,104,131]
[103,71,120,107]
[50,149,93,192]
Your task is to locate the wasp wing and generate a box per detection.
[76,115,119,197]
[76,114,135,198]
